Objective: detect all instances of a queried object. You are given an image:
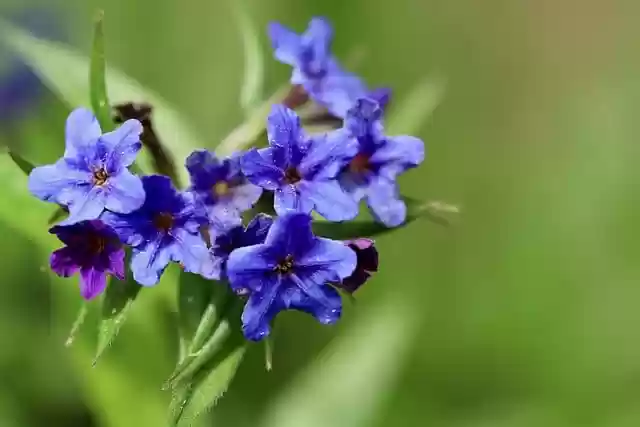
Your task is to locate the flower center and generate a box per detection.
[153,212,174,233]
[349,153,370,174]
[93,168,109,186]
[87,234,106,255]
[284,167,302,184]
[212,181,230,198]
[273,254,294,275]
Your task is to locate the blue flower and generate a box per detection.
[268,17,389,118]
[226,212,357,341]
[339,98,425,227]
[240,105,359,221]
[207,213,273,283]
[185,150,262,226]
[28,108,145,225]
[49,220,125,300]
[101,175,214,286]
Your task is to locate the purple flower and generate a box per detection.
[226,212,357,341]
[49,220,125,300]
[28,108,145,225]
[207,213,274,282]
[340,98,425,227]
[185,150,262,226]
[268,17,389,118]
[101,175,213,286]
[339,238,379,293]
[240,105,359,221]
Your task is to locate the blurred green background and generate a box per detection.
[2,0,640,426]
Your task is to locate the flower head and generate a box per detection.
[186,150,262,226]
[28,108,145,225]
[226,212,357,341]
[49,220,125,300]
[241,105,359,221]
[101,175,213,286]
[268,17,389,118]
[340,98,425,227]
[338,238,379,293]
[208,213,274,283]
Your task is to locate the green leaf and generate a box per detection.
[94,262,141,365]
[232,0,264,115]
[7,150,35,175]
[264,335,273,372]
[385,74,446,135]
[0,20,204,187]
[89,11,113,131]
[65,302,90,347]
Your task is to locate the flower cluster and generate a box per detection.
[27,17,424,341]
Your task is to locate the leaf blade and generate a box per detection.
[89,10,113,131]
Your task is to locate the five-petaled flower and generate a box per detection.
[268,17,390,118]
[185,149,262,227]
[340,98,425,227]
[226,213,357,341]
[338,238,379,293]
[101,175,214,286]
[241,105,359,221]
[28,108,145,225]
[49,220,125,300]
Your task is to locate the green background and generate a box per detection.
[2,0,640,426]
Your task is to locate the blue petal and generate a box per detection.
[61,187,108,225]
[367,87,392,109]
[298,129,358,180]
[366,177,406,227]
[274,184,313,215]
[345,98,384,138]
[228,182,263,213]
[131,237,174,286]
[244,213,274,245]
[185,149,226,189]
[240,148,284,190]
[338,172,368,202]
[302,17,333,66]
[297,236,358,280]
[100,211,147,247]
[264,212,315,259]
[206,203,244,230]
[227,243,277,293]
[241,278,282,341]
[370,136,425,180]
[300,180,359,221]
[284,282,342,325]
[28,160,91,205]
[172,229,219,280]
[268,22,301,66]
[266,105,307,167]
[104,169,145,214]
[102,119,143,171]
[64,108,101,158]
[79,267,108,300]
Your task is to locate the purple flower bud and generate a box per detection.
[339,238,378,293]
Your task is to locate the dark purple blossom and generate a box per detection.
[185,150,262,227]
[226,212,357,341]
[268,17,389,118]
[240,105,359,221]
[101,175,214,286]
[49,220,124,300]
[340,98,425,227]
[28,108,145,225]
[339,238,378,293]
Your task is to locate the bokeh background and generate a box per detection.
[2,0,640,426]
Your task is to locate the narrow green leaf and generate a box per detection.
[7,150,35,175]
[177,273,214,356]
[47,206,68,225]
[89,11,113,131]
[232,0,264,115]
[0,21,204,187]
[264,336,273,372]
[94,264,141,365]
[385,74,446,135]
[65,302,89,347]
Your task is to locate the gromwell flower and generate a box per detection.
[49,220,125,300]
[101,175,213,286]
[241,105,358,221]
[186,150,262,226]
[28,108,145,225]
[226,212,357,341]
[340,98,425,227]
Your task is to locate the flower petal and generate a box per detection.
[108,248,126,280]
[366,177,406,227]
[102,119,143,170]
[79,267,108,300]
[298,236,358,280]
[64,108,102,158]
[61,187,108,225]
[264,212,315,259]
[130,237,174,286]
[274,184,313,215]
[244,213,274,246]
[284,282,342,325]
[227,243,277,293]
[104,170,145,214]
[100,211,147,247]
[228,182,263,212]
[298,129,358,180]
[50,247,80,278]
[300,180,359,221]
[240,148,284,190]
[268,22,302,66]
[345,98,384,138]
[303,17,333,60]
[266,105,308,167]
[370,135,425,180]
[241,278,282,341]
[172,230,219,280]
[28,160,91,205]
